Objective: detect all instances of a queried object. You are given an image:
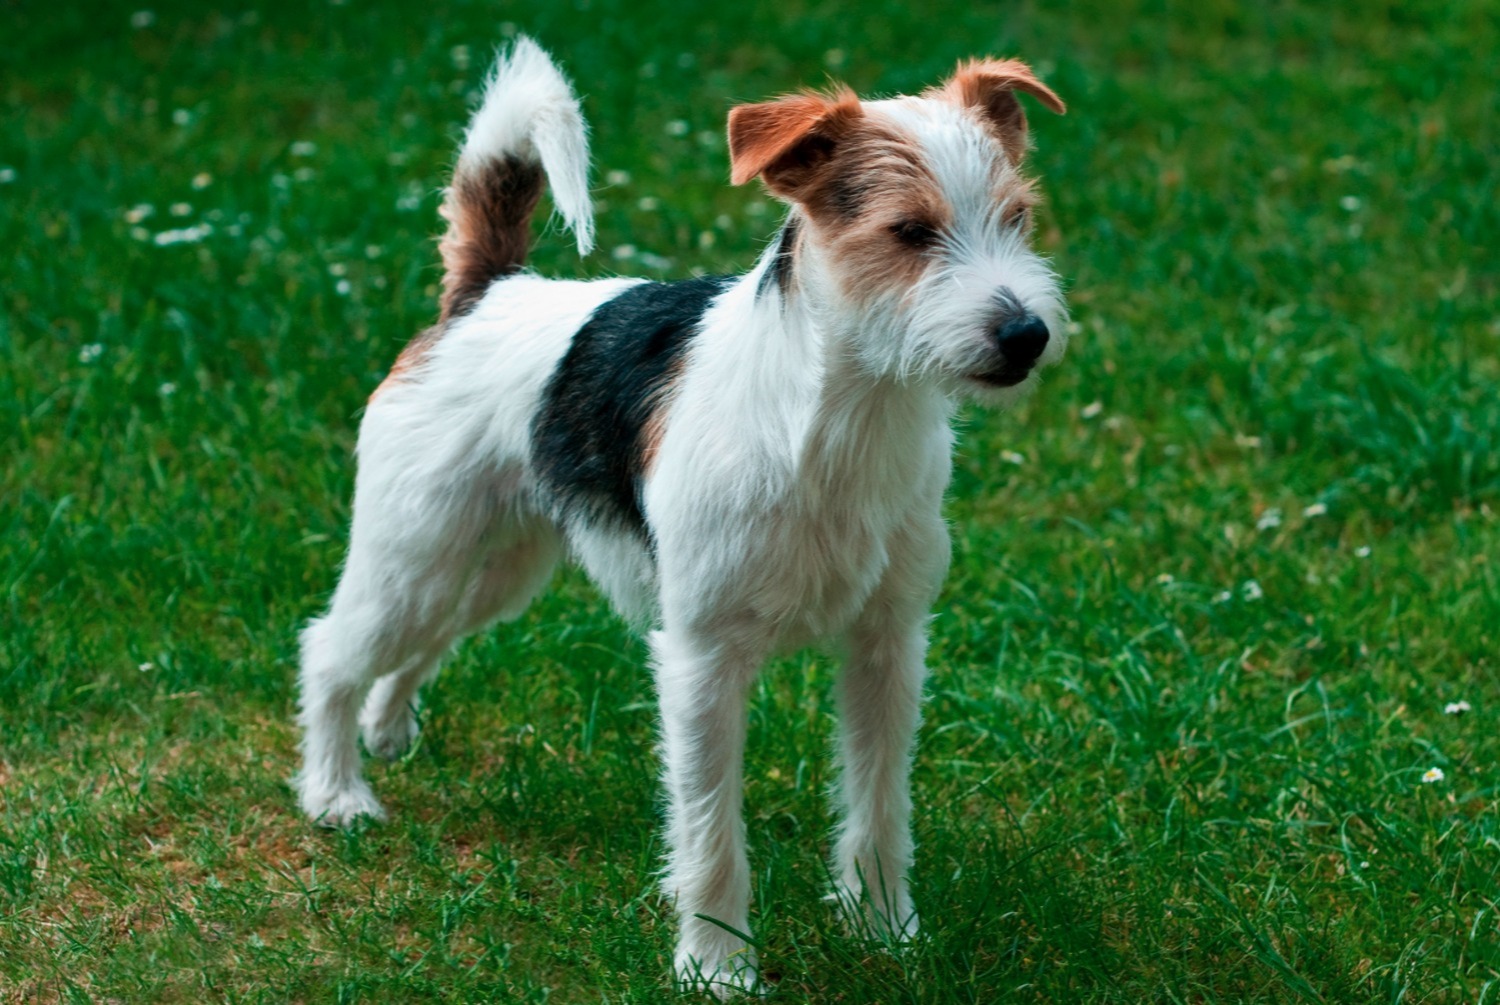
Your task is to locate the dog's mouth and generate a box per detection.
[966,366,1033,388]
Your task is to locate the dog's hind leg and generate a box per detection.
[357,522,562,761]
[294,385,542,827]
[296,563,457,826]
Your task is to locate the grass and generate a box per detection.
[2,0,1497,1000]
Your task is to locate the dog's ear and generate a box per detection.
[727,89,863,199]
[933,59,1064,163]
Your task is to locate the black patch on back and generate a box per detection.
[757,217,799,300]
[532,276,731,538]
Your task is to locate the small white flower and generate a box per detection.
[191,172,213,190]
[1302,501,1328,518]
[638,251,673,271]
[172,108,192,126]
[1241,580,1264,602]
[396,192,421,211]
[612,244,638,261]
[138,661,155,672]
[1340,195,1361,212]
[1360,861,1369,869]
[664,119,689,137]
[158,382,177,396]
[152,223,212,245]
[328,262,347,276]
[637,196,660,211]
[169,202,192,217]
[1155,573,1174,586]
[714,214,733,230]
[449,45,471,70]
[1080,400,1103,420]
[823,48,847,68]
[293,167,315,181]
[130,226,151,241]
[1355,545,1371,558]
[335,278,352,295]
[605,169,631,186]
[1421,767,1444,784]
[1443,700,1471,715]
[698,230,716,250]
[0,167,16,184]
[130,10,155,28]
[1215,590,1233,604]
[364,244,382,259]
[1256,508,1282,531]
[290,140,318,157]
[79,343,104,363]
[124,203,154,223]
[1001,450,1026,466]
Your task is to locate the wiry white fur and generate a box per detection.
[461,36,595,255]
[294,40,1068,999]
[849,98,1069,402]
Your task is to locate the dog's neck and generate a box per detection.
[749,213,951,399]
[689,215,956,478]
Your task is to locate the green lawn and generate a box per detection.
[2,0,1497,1001]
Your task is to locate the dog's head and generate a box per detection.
[729,60,1068,404]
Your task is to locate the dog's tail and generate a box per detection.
[437,36,595,322]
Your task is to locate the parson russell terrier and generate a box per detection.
[294,37,1067,995]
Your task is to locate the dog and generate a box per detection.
[294,37,1066,995]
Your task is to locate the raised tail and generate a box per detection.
[437,37,595,322]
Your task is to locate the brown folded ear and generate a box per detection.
[932,59,1065,163]
[727,88,863,199]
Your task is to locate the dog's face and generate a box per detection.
[729,60,1068,404]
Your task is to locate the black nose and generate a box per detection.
[994,315,1050,368]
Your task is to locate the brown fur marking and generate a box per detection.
[930,59,1065,164]
[788,110,952,305]
[370,322,446,401]
[374,154,544,401]
[727,88,864,196]
[639,355,690,476]
[438,155,545,322]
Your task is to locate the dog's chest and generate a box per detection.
[725,412,952,642]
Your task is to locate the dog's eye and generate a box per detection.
[891,221,939,249]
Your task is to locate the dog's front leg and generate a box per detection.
[651,626,763,997]
[832,613,927,941]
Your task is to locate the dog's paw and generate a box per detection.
[296,777,387,828]
[675,947,762,1000]
[360,706,420,761]
[830,882,919,944]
